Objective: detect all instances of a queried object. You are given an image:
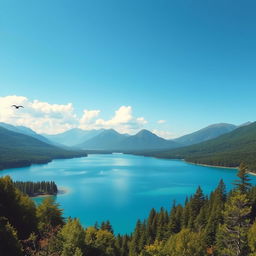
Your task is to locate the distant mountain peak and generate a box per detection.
[102,129,119,134]
[238,121,252,127]
[136,129,155,136]
[174,122,237,146]
[206,123,236,128]
[77,128,179,151]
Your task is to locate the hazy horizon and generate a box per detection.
[0,119,252,141]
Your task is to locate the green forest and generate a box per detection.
[1,164,256,256]
[13,181,58,197]
[134,122,256,172]
[0,127,87,170]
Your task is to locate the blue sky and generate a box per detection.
[0,0,256,137]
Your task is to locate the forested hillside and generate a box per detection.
[0,122,53,145]
[1,164,256,255]
[144,122,256,171]
[0,127,86,170]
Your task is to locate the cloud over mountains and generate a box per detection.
[0,95,148,135]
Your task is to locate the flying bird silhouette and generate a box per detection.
[12,105,24,109]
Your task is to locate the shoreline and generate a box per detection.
[30,187,70,198]
[30,194,55,198]
[184,160,256,176]
[185,160,238,170]
[0,154,87,172]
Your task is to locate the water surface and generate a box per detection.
[1,154,255,234]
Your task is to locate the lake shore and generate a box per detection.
[184,160,238,170]
[30,194,54,198]
[185,160,256,176]
[30,187,70,198]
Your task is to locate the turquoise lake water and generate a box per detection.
[1,154,256,234]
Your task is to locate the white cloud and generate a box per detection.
[152,129,175,139]
[0,96,148,135]
[136,117,147,125]
[157,120,166,124]
[80,106,148,134]
[0,95,77,134]
[79,110,100,129]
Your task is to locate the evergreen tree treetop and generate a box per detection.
[234,163,252,194]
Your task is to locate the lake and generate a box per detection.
[1,154,255,234]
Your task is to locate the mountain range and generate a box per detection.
[1,120,255,171]
[78,129,179,151]
[40,122,240,150]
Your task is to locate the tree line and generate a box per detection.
[1,163,256,255]
[13,181,58,197]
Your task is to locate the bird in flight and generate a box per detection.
[12,105,24,109]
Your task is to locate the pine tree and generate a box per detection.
[182,199,190,228]
[117,234,130,256]
[37,197,64,234]
[155,207,168,241]
[234,163,251,194]
[138,221,147,252]
[216,192,251,256]
[168,203,182,236]
[60,218,85,256]
[188,186,205,230]
[195,203,208,231]
[101,220,114,234]
[204,180,226,247]
[145,209,157,244]
[129,220,142,256]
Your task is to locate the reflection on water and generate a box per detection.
[1,154,256,234]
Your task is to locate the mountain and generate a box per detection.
[238,121,253,127]
[43,128,104,147]
[148,122,256,171]
[120,129,180,151]
[0,122,52,145]
[78,129,180,151]
[173,123,237,146]
[0,127,86,170]
[77,129,129,150]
